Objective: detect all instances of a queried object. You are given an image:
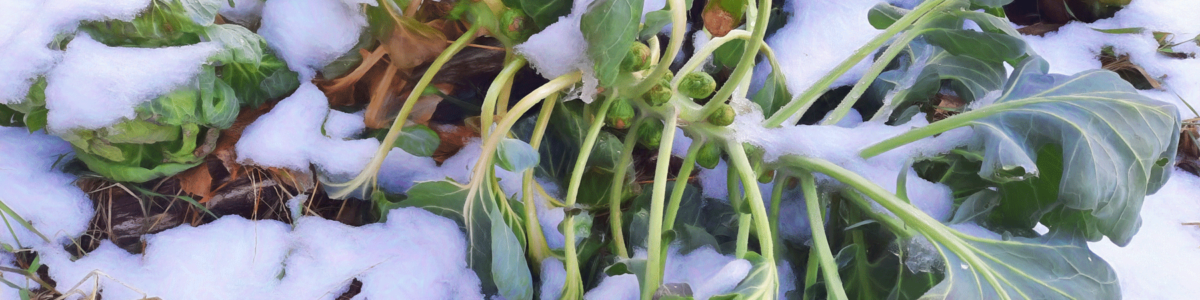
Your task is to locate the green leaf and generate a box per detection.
[709,252,777,300]
[74,149,200,183]
[148,89,202,126]
[581,0,644,87]
[947,190,999,224]
[203,24,265,65]
[102,120,181,144]
[490,207,534,300]
[919,230,1118,299]
[495,138,539,172]
[867,3,907,30]
[519,0,573,29]
[199,66,240,129]
[967,56,1179,245]
[641,10,672,39]
[713,39,745,70]
[874,42,1005,123]
[380,124,440,157]
[24,108,47,133]
[921,29,1026,63]
[968,0,1014,8]
[751,70,791,119]
[180,0,223,26]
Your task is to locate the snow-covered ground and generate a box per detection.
[1,0,1198,299]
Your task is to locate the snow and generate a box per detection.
[0,127,93,247]
[258,0,372,79]
[0,0,150,104]
[583,246,751,300]
[539,258,566,300]
[220,0,266,27]
[1090,170,1200,299]
[34,208,482,300]
[44,35,219,131]
[754,0,886,96]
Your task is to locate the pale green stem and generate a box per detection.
[481,58,528,137]
[641,109,679,300]
[726,141,780,298]
[799,172,848,300]
[859,97,1017,158]
[328,24,480,199]
[729,159,751,259]
[672,30,752,91]
[699,0,773,119]
[662,138,704,231]
[802,249,820,300]
[769,174,786,259]
[820,17,933,125]
[735,213,752,259]
[562,95,619,299]
[784,155,1008,300]
[840,191,912,239]
[610,118,647,259]
[522,93,559,269]
[764,0,949,127]
[632,0,687,96]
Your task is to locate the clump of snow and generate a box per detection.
[584,246,750,300]
[258,0,372,79]
[754,0,885,96]
[0,127,93,246]
[37,208,483,300]
[0,0,150,103]
[277,208,484,300]
[0,252,32,297]
[1090,170,1200,299]
[539,258,567,300]
[44,35,219,131]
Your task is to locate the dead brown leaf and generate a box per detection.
[383,17,449,70]
[431,121,480,164]
[177,165,213,200]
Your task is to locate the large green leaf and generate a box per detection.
[519,0,573,29]
[179,0,223,26]
[920,29,1026,63]
[919,230,1119,299]
[966,56,1179,245]
[490,207,534,300]
[873,42,1005,122]
[867,3,907,30]
[203,24,265,65]
[580,0,644,87]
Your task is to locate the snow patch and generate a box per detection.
[0,127,92,246]
[259,0,371,79]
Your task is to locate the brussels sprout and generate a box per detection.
[643,78,672,107]
[679,72,716,99]
[707,103,736,126]
[500,8,533,42]
[606,98,636,129]
[621,42,652,72]
[758,169,775,183]
[696,142,721,169]
[637,119,665,149]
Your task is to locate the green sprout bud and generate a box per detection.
[758,169,774,183]
[500,8,532,41]
[696,142,721,169]
[643,78,672,107]
[637,119,665,149]
[707,103,736,126]
[606,98,635,129]
[622,42,652,72]
[679,72,716,99]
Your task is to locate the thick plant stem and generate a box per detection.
[562,95,619,297]
[769,175,786,259]
[840,191,911,239]
[726,142,776,261]
[799,172,848,300]
[663,139,704,231]
[859,98,1012,158]
[632,0,687,96]
[764,0,948,127]
[802,249,820,300]
[700,0,773,119]
[522,93,559,270]
[610,118,647,259]
[328,24,480,199]
[481,58,528,137]
[641,110,679,300]
[784,156,1008,299]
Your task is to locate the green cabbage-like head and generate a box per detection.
[643,78,672,107]
[708,103,736,126]
[679,72,716,99]
[621,42,652,72]
[696,142,721,169]
[637,119,665,149]
[606,98,636,129]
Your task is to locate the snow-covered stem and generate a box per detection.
[482,58,526,136]
[799,172,848,300]
[783,155,1008,299]
[764,0,948,127]
[609,118,647,259]
[641,109,679,300]
[522,93,559,269]
[662,138,703,231]
[328,24,480,199]
[699,0,772,119]
[632,0,687,96]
